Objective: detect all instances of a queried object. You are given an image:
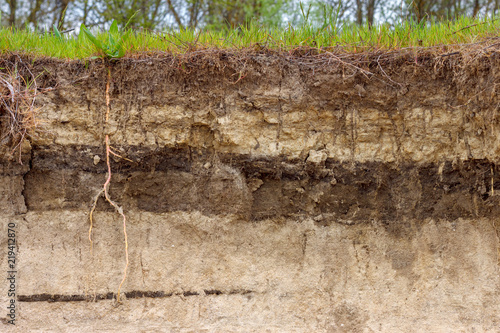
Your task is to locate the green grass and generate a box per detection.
[1,15,499,59]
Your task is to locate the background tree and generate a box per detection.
[204,0,286,29]
[300,0,385,28]
[403,0,500,22]
[2,0,74,29]
[353,0,382,25]
[99,0,167,29]
[0,0,498,30]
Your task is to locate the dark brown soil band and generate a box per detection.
[19,144,500,228]
[18,289,253,302]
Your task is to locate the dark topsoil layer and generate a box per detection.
[1,48,500,235]
[1,45,499,117]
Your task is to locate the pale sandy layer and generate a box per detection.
[1,212,498,332]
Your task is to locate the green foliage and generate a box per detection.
[98,0,165,29]
[80,20,131,59]
[204,0,288,29]
[52,24,63,41]
[0,14,498,59]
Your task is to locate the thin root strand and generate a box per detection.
[88,66,129,304]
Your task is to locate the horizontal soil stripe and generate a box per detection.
[18,289,253,302]
[1,144,496,237]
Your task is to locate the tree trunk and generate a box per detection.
[472,0,481,17]
[166,0,184,29]
[7,0,17,27]
[28,0,44,26]
[355,0,363,25]
[55,0,72,28]
[367,0,376,26]
[412,0,426,22]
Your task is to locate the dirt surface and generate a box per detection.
[1,49,500,331]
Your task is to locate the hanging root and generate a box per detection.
[88,188,104,255]
[0,64,48,163]
[108,145,133,162]
[88,67,129,303]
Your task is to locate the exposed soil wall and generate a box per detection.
[1,49,500,331]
